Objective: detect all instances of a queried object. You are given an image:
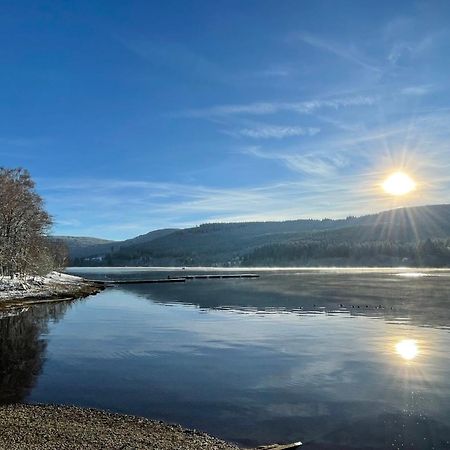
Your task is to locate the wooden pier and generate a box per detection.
[183,273,259,280]
[100,278,186,285]
[91,273,260,285]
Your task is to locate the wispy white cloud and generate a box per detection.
[234,125,320,139]
[119,37,228,82]
[387,42,413,64]
[400,85,434,96]
[292,32,382,73]
[182,95,376,118]
[383,19,448,67]
[119,37,296,85]
[386,39,426,66]
[243,146,348,177]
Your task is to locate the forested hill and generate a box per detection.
[59,204,450,267]
[55,228,178,259]
[51,236,115,253]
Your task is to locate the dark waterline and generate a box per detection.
[1,268,450,449]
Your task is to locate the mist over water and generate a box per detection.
[1,268,450,449]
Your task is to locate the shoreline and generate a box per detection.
[0,403,243,450]
[0,403,302,449]
[0,272,105,310]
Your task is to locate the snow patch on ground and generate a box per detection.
[0,271,85,301]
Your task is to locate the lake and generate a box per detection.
[1,268,450,449]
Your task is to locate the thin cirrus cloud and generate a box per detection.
[181,95,377,118]
[400,85,434,96]
[235,125,320,139]
[241,105,450,181]
[386,30,447,66]
[119,37,228,82]
[291,32,382,74]
[243,146,349,177]
[120,37,293,85]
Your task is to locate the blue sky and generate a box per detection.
[2,1,450,240]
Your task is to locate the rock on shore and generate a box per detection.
[0,404,242,450]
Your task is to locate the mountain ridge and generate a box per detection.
[55,204,450,267]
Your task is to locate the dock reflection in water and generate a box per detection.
[1,268,450,449]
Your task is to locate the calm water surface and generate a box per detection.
[1,268,450,449]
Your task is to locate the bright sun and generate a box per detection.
[382,172,416,196]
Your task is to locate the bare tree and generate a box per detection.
[0,168,54,277]
[47,240,69,272]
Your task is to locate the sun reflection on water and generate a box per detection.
[395,339,419,360]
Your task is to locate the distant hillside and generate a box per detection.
[52,236,115,253]
[56,228,178,259]
[61,204,450,267]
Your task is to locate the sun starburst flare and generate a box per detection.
[382,172,416,196]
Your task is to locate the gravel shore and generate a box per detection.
[0,404,242,450]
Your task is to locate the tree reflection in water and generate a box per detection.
[0,301,72,404]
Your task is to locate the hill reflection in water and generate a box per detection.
[115,269,450,330]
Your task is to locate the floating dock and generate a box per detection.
[183,273,259,280]
[101,278,186,285]
[91,273,260,285]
